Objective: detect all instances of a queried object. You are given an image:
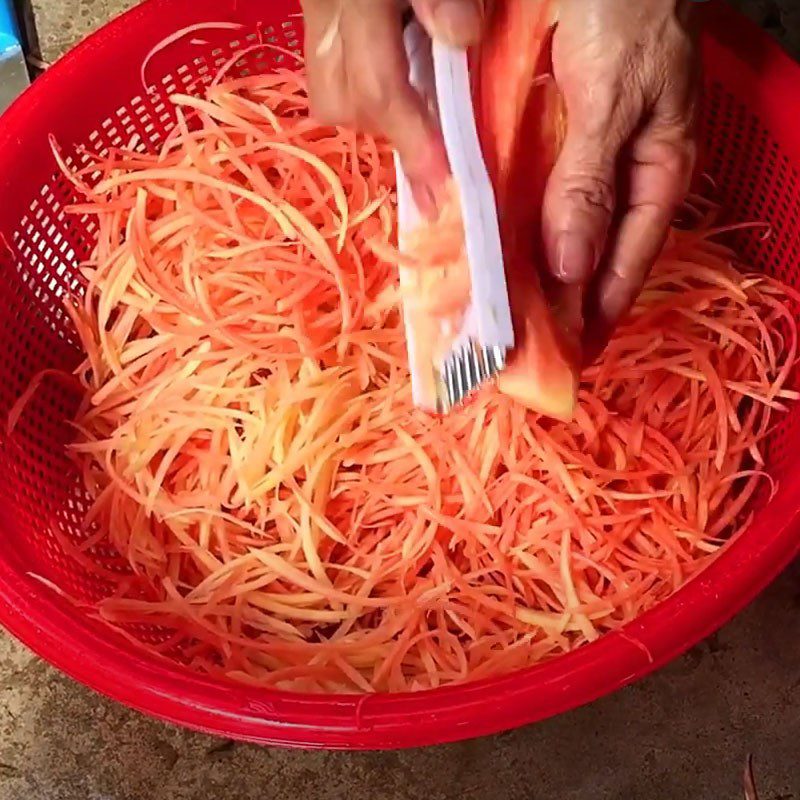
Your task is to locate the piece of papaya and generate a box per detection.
[474,0,580,421]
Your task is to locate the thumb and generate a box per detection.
[411,0,486,47]
[542,116,629,287]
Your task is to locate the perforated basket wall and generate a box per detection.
[0,17,304,609]
[0,0,798,750]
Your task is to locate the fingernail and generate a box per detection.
[432,0,483,47]
[555,232,596,284]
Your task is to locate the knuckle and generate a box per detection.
[570,82,621,128]
[568,84,637,147]
[664,141,695,180]
[351,74,394,124]
[649,137,697,198]
[309,94,347,126]
[560,172,615,216]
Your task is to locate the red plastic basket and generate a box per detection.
[0,0,798,750]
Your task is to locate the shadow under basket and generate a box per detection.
[0,0,799,750]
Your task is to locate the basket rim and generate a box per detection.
[1,0,800,750]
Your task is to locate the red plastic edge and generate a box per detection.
[0,0,799,750]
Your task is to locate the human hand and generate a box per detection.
[302,0,696,357]
[542,0,698,358]
[300,0,486,211]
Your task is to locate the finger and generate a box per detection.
[338,1,450,201]
[541,99,634,360]
[411,0,486,47]
[588,131,696,352]
[542,92,636,289]
[303,0,450,207]
[546,279,585,366]
[301,0,353,125]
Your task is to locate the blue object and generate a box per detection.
[0,0,21,56]
[0,0,28,113]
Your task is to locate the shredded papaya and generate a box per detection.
[11,47,798,694]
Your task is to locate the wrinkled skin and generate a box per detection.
[301,0,698,354]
